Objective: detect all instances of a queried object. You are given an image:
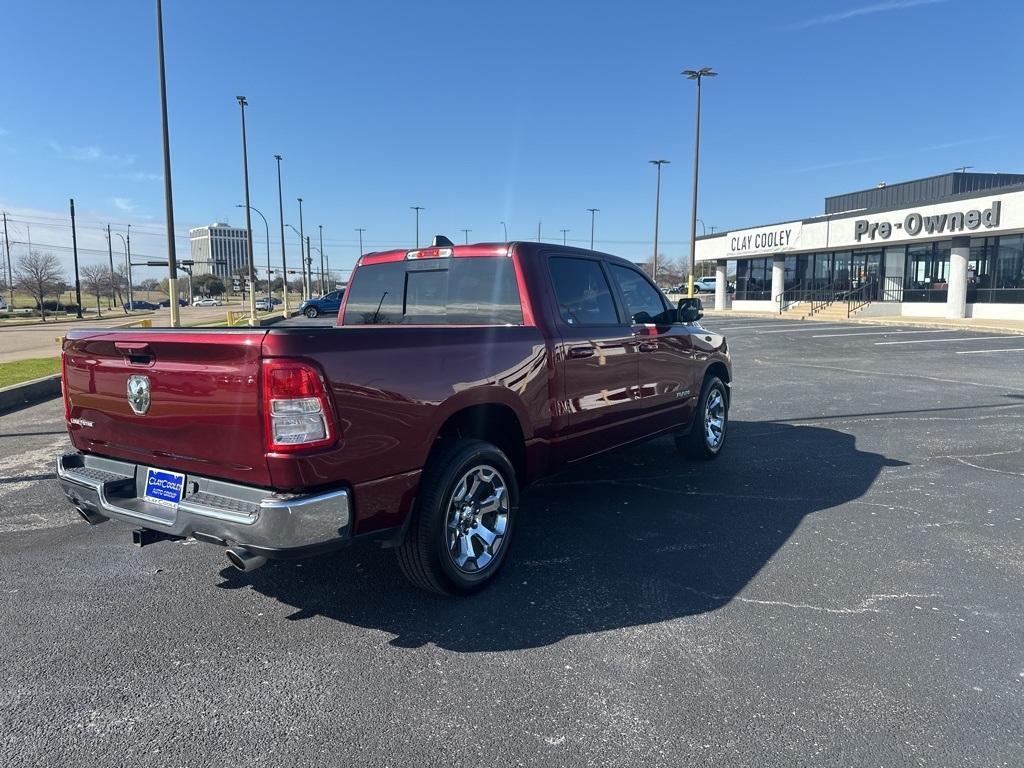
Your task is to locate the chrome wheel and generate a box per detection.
[704,389,726,450]
[445,464,509,573]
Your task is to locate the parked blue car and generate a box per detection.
[299,289,344,318]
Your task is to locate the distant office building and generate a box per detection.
[189,223,249,279]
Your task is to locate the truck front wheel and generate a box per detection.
[397,439,518,595]
[676,376,728,460]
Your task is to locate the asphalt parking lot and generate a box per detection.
[1,316,1022,767]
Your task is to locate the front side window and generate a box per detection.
[548,257,619,325]
[608,265,667,324]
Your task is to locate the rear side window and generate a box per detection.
[548,257,620,325]
[343,257,523,325]
[608,265,667,324]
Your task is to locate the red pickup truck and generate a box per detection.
[57,241,731,594]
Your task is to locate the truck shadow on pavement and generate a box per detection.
[218,420,906,651]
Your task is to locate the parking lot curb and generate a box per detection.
[0,374,62,415]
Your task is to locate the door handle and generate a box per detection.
[568,346,596,359]
[637,342,659,352]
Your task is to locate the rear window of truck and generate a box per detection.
[343,257,523,325]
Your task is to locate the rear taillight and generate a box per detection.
[61,351,71,422]
[261,359,336,453]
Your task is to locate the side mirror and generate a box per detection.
[677,297,703,323]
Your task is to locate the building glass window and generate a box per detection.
[735,257,770,300]
[813,252,832,287]
[796,254,813,287]
[784,256,798,290]
[833,251,852,290]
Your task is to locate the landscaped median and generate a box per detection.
[0,357,62,414]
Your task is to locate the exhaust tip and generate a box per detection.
[76,506,107,526]
[226,546,267,573]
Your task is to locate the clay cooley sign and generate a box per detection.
[727,222,802,257]
[854,201,1001,242]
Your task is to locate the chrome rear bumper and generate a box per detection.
[56,452,350,554]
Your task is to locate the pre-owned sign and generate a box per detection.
[854,201,1001,242]
[726,221,802,257]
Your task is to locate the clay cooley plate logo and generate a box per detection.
[855,201,1001,242]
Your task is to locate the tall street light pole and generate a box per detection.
[411,206,424,247]
[297,198,307,300]
[683,66,716,298]
[586,208,599,251]
[106,224,116,309]
[237,203,271,306]
[237,95,257,325]
[156,0,180,326]
[67,201,82,317]
[318,224,325,294]
[649,159,670,284]
[560,228,569,246]
[500,221,507,241]
[116,233,131,309]
[355,228,365,256]
[274,154,289,315]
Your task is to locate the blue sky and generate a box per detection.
[2,0,1023,281]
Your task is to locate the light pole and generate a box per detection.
[297,197,307,300]
[66,202,83,317]
[105,224,116,309]
[500,221,507,241]
[537,221,541,242]
[116,232,131,309]
[586,208,599,250]
[237,203,271,306]
[649,160,670,284]
[318,224,325,294]
[696,217,707,236]
[355,228,366,256]
[683,66,716,297]
[560,228,569,246]
[411,206,424,247]
[236,95,257,325]
[274,154,289,315]
[156,0,180,326]
[461,228,471,244]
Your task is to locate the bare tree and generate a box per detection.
[14,251,64,322]
[81,264,108,317]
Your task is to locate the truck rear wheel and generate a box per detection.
[397,439,517,595]
[676,376,728,460]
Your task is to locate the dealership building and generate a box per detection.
[694,172,1024,319]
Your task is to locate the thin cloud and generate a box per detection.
[0,126,10,137]
[47,139,136,166]
[790,0,947,29]
[113,197,138,212]
[783,134,1003,175]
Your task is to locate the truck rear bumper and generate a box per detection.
[56,451,351,556]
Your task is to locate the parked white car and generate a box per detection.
[192,297,221,307]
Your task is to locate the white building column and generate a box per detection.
[714,260,728,310]
[771,256,785,307]
[946,236,969,319]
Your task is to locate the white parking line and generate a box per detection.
[754,325,879,334]
[874,335,1021,346]
[812,329,951,338]
[955,347,1024,355]
[706,322,818,331]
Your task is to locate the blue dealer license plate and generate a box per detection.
[143,468,186,508]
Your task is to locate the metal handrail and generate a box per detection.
[845,278,877,317]
[777,281,804,314]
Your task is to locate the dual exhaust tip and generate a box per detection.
[225,546,267,572]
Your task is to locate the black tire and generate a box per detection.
[397,439,518,595]
[676,375,728,460]
[304,306,319,318]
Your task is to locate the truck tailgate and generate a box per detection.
[63,329,273,487]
